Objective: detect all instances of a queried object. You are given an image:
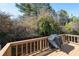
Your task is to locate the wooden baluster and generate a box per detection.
[30,42,32,54]
[42,40,44,49]
[64,35,66,43]
[62,35,65,44]
[66,35,67,42]
[61,35,64,44]
[46,39,47,47]
[65,35,67,43]
[43,39,45,48]
[63,35,65,42]
[44,40,45,48]
[77,37,78,43]
[67,36,69,43]
[72,36,74,43]
[42,40,43,49]
[66,35,68,43]
[68,36,69,42]
[36,41,37,51]
[40,40,42,50]
[73,36,74,43]
[77,37,79,43]
[16,45,18,56]
[72,36,73,43]
[37,41,38,51]
[47,39,49,48]
[70,36,71,42]
[26,43,28,55]
[34,41,36,52]
[21,44,23,55]
[38,40,40,50]
[67,36,70,43]
[75,37,77,43]
[75,36,77,43]
[71,36,73,42]
[69,36,70,42]
[74,36,75,43]
[45,39,46,48]
[46,39,48,48]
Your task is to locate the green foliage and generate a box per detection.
[77,28,79,34]
[59,9,68,17]
[38,17,52,36]
[0,11,14,48]
[16,3,51,16]
[65,22,73,33]
[0,32,7,38]
[58,9,69,25]
[52,21,60,34]
[38,16,60,36]
[70,16,79,22]
[64,18,79,34]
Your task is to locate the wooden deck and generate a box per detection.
[48,43,79,56]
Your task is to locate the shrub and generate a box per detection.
[38,16,60,36]
[64,21,79,34]
[64,22,73,33]
[38,19,52,36]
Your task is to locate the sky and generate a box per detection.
[50,3,79,17]
[0,3,22,18]
[0,3,79,18]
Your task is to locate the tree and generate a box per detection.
[15,3,52,16]
[0,11,13,33]
[64,18,79,34]
[0,11,13,48]
[16,3,32,16]
[70,16,79,22]
[58,9,69,26]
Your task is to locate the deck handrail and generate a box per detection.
[10,37,48,45]
[0,36,49,56]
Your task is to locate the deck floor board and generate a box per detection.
[48,43,79,56]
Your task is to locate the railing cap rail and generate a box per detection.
[10,36,48,45]
[61,34,79,37]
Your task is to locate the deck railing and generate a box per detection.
[0,34,79,56]
[61,34,79,44]
[0,37,49,56]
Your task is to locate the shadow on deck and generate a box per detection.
[60,44,74,54]
[47,43,79,56]
[35,44,75,56]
